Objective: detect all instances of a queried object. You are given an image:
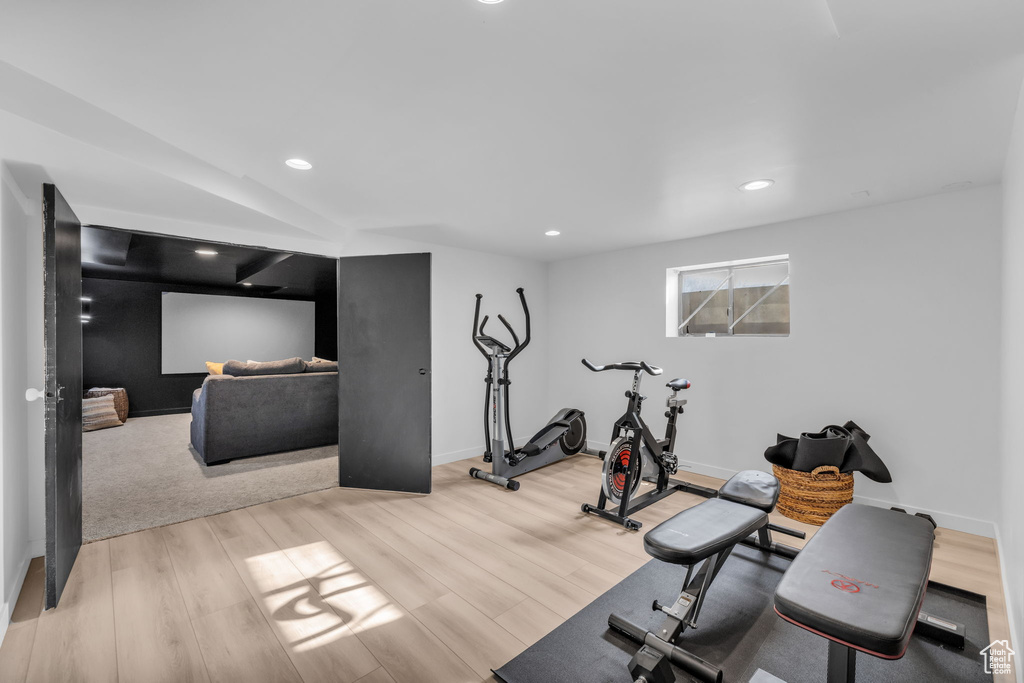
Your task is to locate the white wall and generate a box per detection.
[1000,78,1024,671]
[0,164,37,641]
[547,186,1003,536]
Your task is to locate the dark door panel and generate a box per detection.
[42,183,83,609]
[337,253,431,493]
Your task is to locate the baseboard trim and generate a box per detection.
[433,445,486,466]
[1,544,34,646]
[993,523,1023,682]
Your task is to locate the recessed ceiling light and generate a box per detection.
[195,249,219,256]
[478,0,504,3]
[285,158,313,170]
[545,230,561,236]
[739,179,774,191]
[81,296,92,302]
[241,282,253,287]
[81,315,92,321]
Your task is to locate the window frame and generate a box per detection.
[670,255,790,338]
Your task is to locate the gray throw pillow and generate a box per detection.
[223,357,306,376]
[305,358,338,373]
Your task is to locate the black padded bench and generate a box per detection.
[774,504,935,682]
[609,470,803,683]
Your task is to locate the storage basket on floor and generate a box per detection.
[84,388,129,423]
[772,464,853,526]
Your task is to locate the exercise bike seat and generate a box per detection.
[643,498,768,566]
[666,378,691,391]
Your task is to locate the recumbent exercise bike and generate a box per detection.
[468,288,589,490]
[580,359,718,530]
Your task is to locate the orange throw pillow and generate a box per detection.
[205,361,225,375]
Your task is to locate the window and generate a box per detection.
[666,255,790,337]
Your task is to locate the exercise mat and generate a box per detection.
[764,420,892,482]
[493,544,990,683]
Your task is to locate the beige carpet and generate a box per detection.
[82,412,338,541]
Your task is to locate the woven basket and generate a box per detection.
[84,388,128,423]
[772,464,853,526]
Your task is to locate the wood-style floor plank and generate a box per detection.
[290,495,450,612]
[191,598,303,683]
[0,557,44,683]
[207,508,379,683]
[109,528,209,683]
[354,668,397,683]
[410,491,588,576]
[379,494,597,619]
[493,596,565,647]
[317,488,527,619]
[249,496,480,683]
[160,517,250,619]
[25,541,117,683]
[411,592,526,679]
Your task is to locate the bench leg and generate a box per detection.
[827,640,856,683]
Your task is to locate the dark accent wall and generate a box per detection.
[82,278,337,417]
[315,288,338,361]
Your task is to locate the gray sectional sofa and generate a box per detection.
[189,367,339,465]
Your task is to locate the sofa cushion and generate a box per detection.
[223,357,306,376]
[190,371,338,464]
[205,361,225,375]
[306,358,338,372]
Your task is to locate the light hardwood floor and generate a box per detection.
[0,456,1015,682]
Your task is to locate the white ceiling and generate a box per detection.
[1,1,1023,260]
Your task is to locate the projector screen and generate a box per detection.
[161,292,316,374]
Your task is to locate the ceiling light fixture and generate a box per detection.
[81,315,92,321]
[241,282,253,287]
[81,297,92,302]
[739,179,774,191]
[478,0,504,4]
[195,249,219,256]
[545,230,561,236]
[285,158,313,170]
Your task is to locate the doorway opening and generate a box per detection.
[79,226,340,540]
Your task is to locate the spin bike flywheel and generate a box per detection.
[602,436,659,506]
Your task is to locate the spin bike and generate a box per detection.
[468,288,588,490]
[580,359,717,530]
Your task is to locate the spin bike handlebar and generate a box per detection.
[581,358,663,376]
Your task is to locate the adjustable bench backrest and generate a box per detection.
[773,504,935,681]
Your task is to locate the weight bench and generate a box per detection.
[774,504,946,683]
[608,470,803,683]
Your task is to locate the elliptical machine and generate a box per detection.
[469,288,588,490]
[580,359,718,530]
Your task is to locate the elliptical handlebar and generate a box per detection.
[581,358,663,376]
[472,288,532,365]
[505,287,531,367]
[472,294,489,359]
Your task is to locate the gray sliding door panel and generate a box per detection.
[337,253,431,493]
[42,183,83,609]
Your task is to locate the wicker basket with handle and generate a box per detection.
[84,388,128,423]
[772,464,853,526]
